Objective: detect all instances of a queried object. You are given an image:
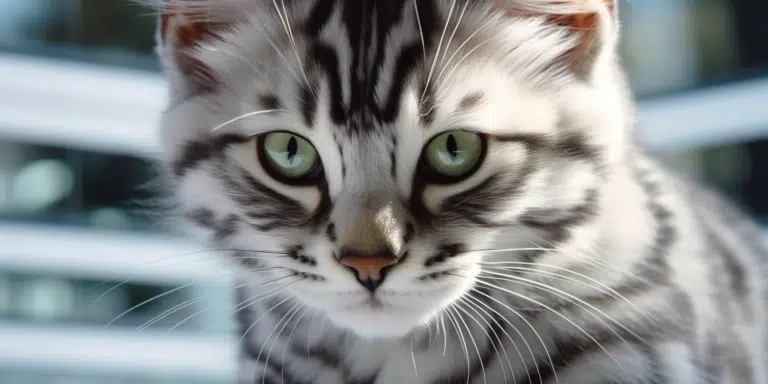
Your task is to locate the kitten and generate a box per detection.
[147,0,767,383]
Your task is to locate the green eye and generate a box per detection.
[423,130,484,179]
[260,132,319,180]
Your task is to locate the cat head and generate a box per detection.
[150,0,627,339]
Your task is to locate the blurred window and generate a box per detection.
[0,139,165,232]
[621,0,768,96]
[0,0,157,69]
[0,370,224,384]
[660,138,768,226]
[0,271,206,332]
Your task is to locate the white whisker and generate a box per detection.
[211,109,286,132]
[475,278,622,370]
[421,0,456,102]
[259,301,303,384]
[454,298,491,384]
[281,305,310,383]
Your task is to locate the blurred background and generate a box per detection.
[0,1,766,383]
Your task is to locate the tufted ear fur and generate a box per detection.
[141,0,257,101]
[494,0,618,81]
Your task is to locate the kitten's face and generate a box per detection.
[158,0,622,339]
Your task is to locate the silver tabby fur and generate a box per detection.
[146,0,768,383]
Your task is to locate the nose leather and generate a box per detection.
[339,254,398,281]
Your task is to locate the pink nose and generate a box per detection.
[338,250,398,292]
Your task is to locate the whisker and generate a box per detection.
[231,274,304,313]
[305,306,321,358]
[104,284,192,329]
[239,294,295,344]
[474,278,623,370]
[211,109,287,132]
[88,247,287,306]
[272,0,315,98]
[480,263,627,302]
[460,295,516,384]
[526,240,658,289]
[281,305,311,383]
[437,24,489,85]
[134,298,198,332]
[449,271,552,384]
[421,0,457,102]
[445,304,471,383]
[440,312,449,356]
[480,270,649,349]
[439,0,471,65]
[479,263,659,326]
[465,290,541,384]
[258,301,303,384]
[453,298,489,384]
[166,304,208,333]
[410,336,419,378]
[412,0,426,59]
[440,35,494,84]
[246,16,303,84]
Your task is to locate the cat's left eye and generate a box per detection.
[421,130,485,181]
[257,131,321,182]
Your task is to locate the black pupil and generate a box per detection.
[446,134,458,160]
[286,136,298,164]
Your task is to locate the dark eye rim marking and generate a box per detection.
[256,131,325,186]
[417,130,488,185]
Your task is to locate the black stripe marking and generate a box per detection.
[389,136,398,179]
[326,222,338,242]
[457,91,484,112]
[213,214,240,241]
[288,246,317,266]
[518,189,599,262]
[554,131,600,163]
[231,250,262,269]
[259,94,281,110]
[403,222,415,243]
[303,0,337,38]
[221,168,310,232]
[173,134,249,177]
[706,225,748,298]
[424,243,464,267]
[520,334,648,384]
[632,165,676,285]
[334,135,347,179]
[186,208,216,228]
[308,42,347,124]
[382,41,428,123]
[299,81,317,128]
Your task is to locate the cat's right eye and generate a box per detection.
[257,131,321,183]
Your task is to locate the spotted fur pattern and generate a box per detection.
[147,0,768,383]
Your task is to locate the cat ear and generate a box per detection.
[494,0,618,80]
[150,1,241,100]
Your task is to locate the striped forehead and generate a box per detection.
[298,0,439,133]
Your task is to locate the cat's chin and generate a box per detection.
[325,301,433,339]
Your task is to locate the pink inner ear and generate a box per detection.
[160,12,218,49]
[159,12,221,91]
